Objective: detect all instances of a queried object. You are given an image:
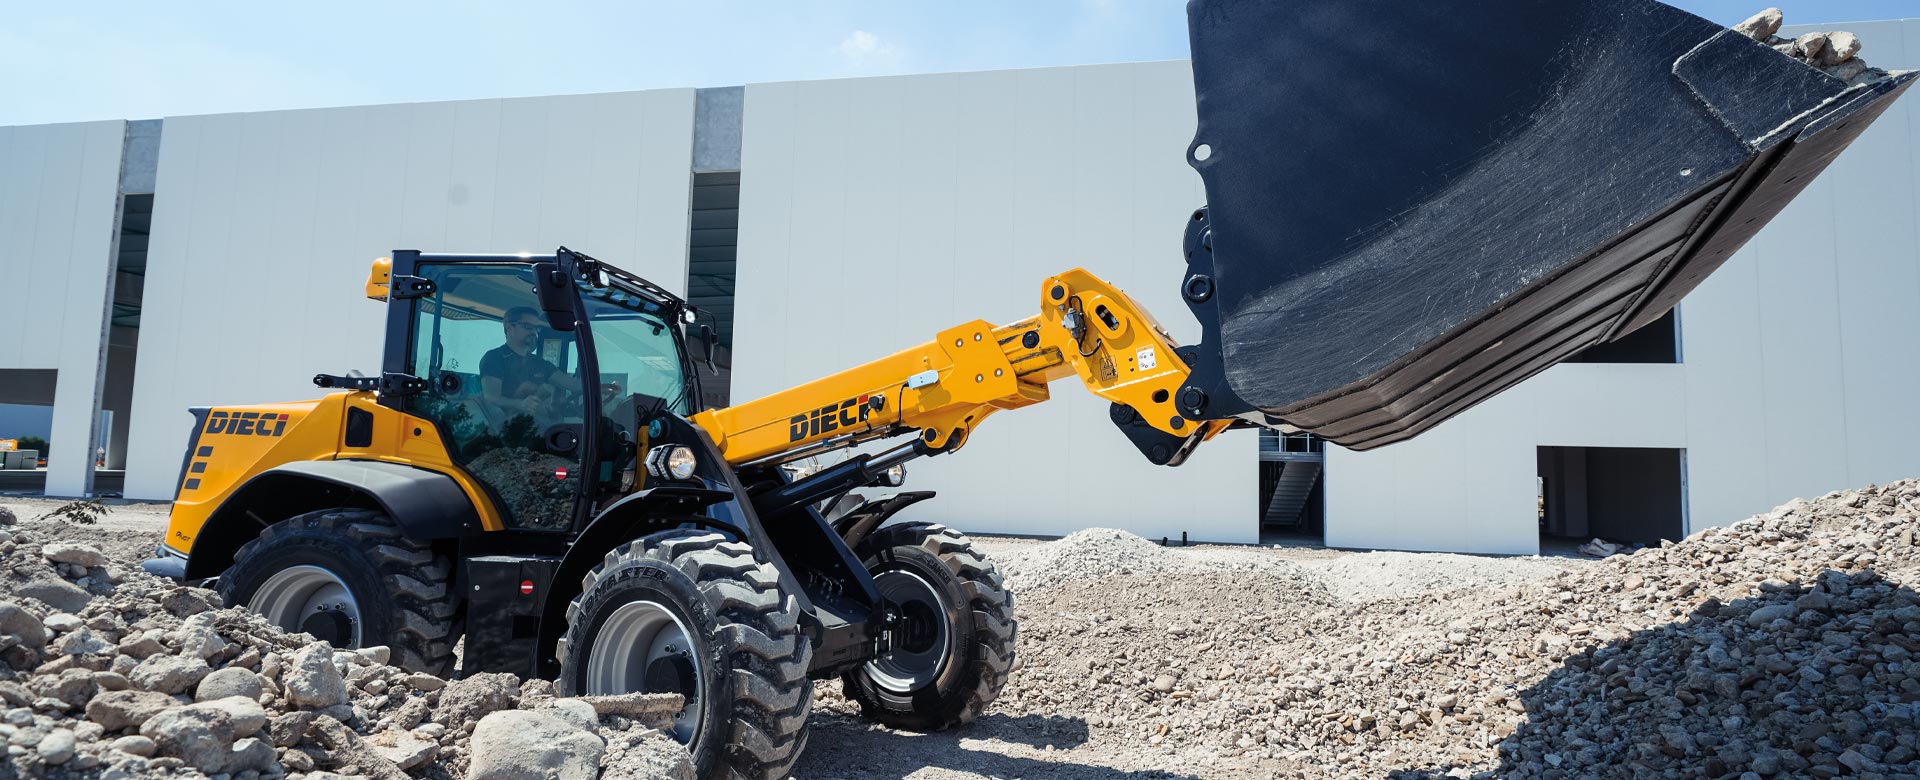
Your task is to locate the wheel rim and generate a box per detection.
[587,600,704,744]
[248,565,362,648]
[867,569,952,693]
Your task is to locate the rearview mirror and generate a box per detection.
[699,324,718,375]
[531,262,577,332]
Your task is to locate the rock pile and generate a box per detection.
[1733,8,1894,87]
[931,480,1920,779]
[1301,552,1569,604]
[992,527,1327,594]
[0,526,693,780]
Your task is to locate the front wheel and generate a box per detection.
[218,508,459,676]
[841,522,1017,730]
[557,531,812,780]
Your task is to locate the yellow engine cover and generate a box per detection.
[162,391,504,556]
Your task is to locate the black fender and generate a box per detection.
[833,490,936,552]
[184,460,482,580]
[528,482,743,679]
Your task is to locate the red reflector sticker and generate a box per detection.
[555,467,569,479]
[519,580,535,595]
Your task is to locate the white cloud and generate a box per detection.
[837,29,903,68]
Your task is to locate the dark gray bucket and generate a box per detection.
[1171,0,1914,450]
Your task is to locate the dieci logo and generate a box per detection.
[789,396,872,441]
[206,410,291,437]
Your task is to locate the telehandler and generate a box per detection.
[145,1,1912,777]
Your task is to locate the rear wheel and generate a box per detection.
[558,530,812,780]
[218,508,458,676]
[841,522,1016,730]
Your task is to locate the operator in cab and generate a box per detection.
[481,306,572,422]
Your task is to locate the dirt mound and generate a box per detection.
[1302,551,1573,603]
[993,527,1326,596]
[0,526,692,780]
[913,480,1920,779]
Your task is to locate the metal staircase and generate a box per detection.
[1262,460,1321,527]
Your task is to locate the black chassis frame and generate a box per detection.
[376,248,908,682]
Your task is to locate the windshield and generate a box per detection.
[581,289,690,418]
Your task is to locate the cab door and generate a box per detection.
[396,260,589,531]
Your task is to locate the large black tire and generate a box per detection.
[557,531,812,780]
[218,508,459,676]
[841,522,1016,731]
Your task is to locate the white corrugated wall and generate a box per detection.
[122,91,698,500]
[728,62,1260,544]
[0,120,124,497]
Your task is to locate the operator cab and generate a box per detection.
[373,248,706,531]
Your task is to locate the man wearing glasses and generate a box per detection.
[480,307,569,421]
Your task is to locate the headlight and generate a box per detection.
[879,463,907,487]
[646,445,698,480]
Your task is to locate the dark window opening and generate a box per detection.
[1569,308,1679,364]
[1538,446,1686,548]
[687,171,738,410]
[102,193,151,472]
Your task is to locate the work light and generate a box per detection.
[646,445,698,481]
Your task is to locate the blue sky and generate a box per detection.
[3,1,1914,125]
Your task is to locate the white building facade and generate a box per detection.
[1,19,1914,553]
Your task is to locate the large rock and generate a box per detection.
[227,737,278,773]
[116,629,168,659]
[41,543,108,568]
[28,667,97,709]
[109,734,157,757]
[468,710,606,780]
[1732,8,1782,41]
[190,695,267,737]
[37,728,77,765]
[141,705,238,773]
[54,627,114,656]
[367,728,441,770]
[0,602,47,651]
[267,710,319,747]
[14,579,91,614]
[436,672,521,730]
[130,654,212,695]
[1826,31,1862,65]
[138,706,276,774]
[304,715,410,780]
[401,672,446,692]
[41,613,82,633]
[195,667,264,703]
[86,690,177,731]
[172,613,227,659]
[577,692,683,731]
[600,728,696,780]
[284,643,349,709]
[1746,603,1794,627]
[541,698,601,732]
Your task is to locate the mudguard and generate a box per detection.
[1175,0,1915,449]
[183,460,481,579]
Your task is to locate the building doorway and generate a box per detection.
[1538,446,1687,549]
[1260,430,1324,545]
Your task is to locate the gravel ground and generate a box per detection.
[0,497,171,564]
[9,481,1915,780]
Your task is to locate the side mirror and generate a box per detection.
[699,324,719,375]
[531,262,577,332]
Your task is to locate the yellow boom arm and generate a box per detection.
[690,269,1232,467]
